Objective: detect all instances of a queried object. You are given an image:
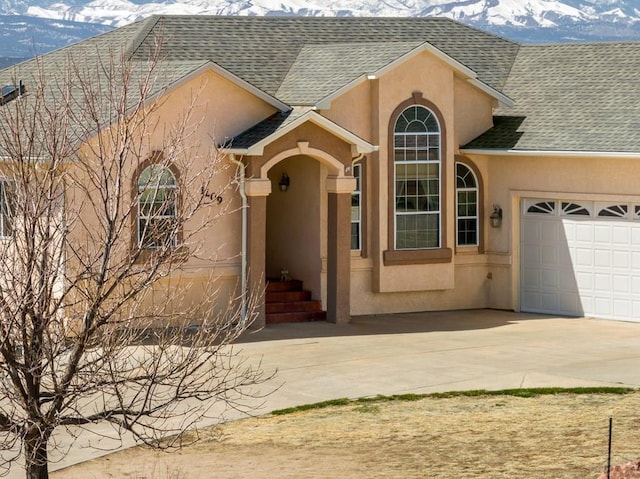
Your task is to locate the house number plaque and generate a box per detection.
[201,186,223,204]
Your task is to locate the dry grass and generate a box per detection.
[53,391,640,479]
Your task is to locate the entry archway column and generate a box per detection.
[245,178,271,328]
[326,176,357,324]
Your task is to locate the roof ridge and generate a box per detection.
[425,16,521,47]
[272,40,305,101]
[501,43,522,91]
[521,39,640,47]
[124,15,162,60]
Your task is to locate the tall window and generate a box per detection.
[0,180,12,238]
[137,164,178,249]
[455,163,478,246]
[394,105,441,249]
[351,163,361,251]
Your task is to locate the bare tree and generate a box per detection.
[0,43,269,479]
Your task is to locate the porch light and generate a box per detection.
[279,173,290,192]
[490,204,503,228]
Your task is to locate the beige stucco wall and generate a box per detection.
[453,76,495,147]
[163,69,279,146]
[147,70,283,317]
[322,80,373,142]
[350,254,491,315]
[70,67,282,322]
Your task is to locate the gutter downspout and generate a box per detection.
[351,153,364,170]
[229,154,248,322]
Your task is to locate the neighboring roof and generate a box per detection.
[463,42,640,154]
[227,107,376,156]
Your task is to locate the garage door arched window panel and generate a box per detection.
[525,200,556,215]
[598,204,628,218]
[455,163,478,246]
[394,105,441,250]
[137,164,178,249]
[561,202,591,216]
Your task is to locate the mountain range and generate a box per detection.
[2,0,640,65]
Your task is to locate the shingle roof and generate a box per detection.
[275,41,423,105]
[0,19,211,147]
[6,16,640,154]
[128,16,520,98]
[463,42,640,153]
[226,107,312,150]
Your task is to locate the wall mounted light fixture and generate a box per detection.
[490,204,503,228]
[279,173,290,192]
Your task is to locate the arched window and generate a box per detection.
[394,105,441,249]
[137,164,178,249]
[455,163,478,246]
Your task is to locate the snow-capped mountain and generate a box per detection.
[3,0,639,30]
[2,0,640,61]
[0,13,111,58]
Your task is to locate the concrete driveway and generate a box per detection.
[236,309,640,413]
[26,310,640,477]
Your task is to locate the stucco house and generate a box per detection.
[3,15,640,327]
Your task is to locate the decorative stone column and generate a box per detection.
[326,175,357,324]
[245,178,271,328]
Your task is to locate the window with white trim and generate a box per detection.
[455,163,478,246]
[137,165,178,249]
[351,163,361,251]
[394,105,441,249]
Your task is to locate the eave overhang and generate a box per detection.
[227,110,378,156]
[460,148,640,159]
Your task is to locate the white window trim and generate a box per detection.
[137,166,178,249]
[455,163,479,247]
[0,180,13,239]
[393,106,442,250]
[351,163,362,251]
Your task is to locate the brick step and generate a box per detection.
[266,279,303,293]
[266,290,311,303]
[266,300,323,314]
[264,277,326,324]
[266,311,327,324]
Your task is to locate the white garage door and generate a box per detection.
[520,199,640,321]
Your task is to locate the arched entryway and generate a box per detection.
[266,156,323,305]
[244,142,355,327]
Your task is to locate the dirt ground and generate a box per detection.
[52,392,640,479]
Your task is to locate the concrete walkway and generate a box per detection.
[19,310,640,477]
